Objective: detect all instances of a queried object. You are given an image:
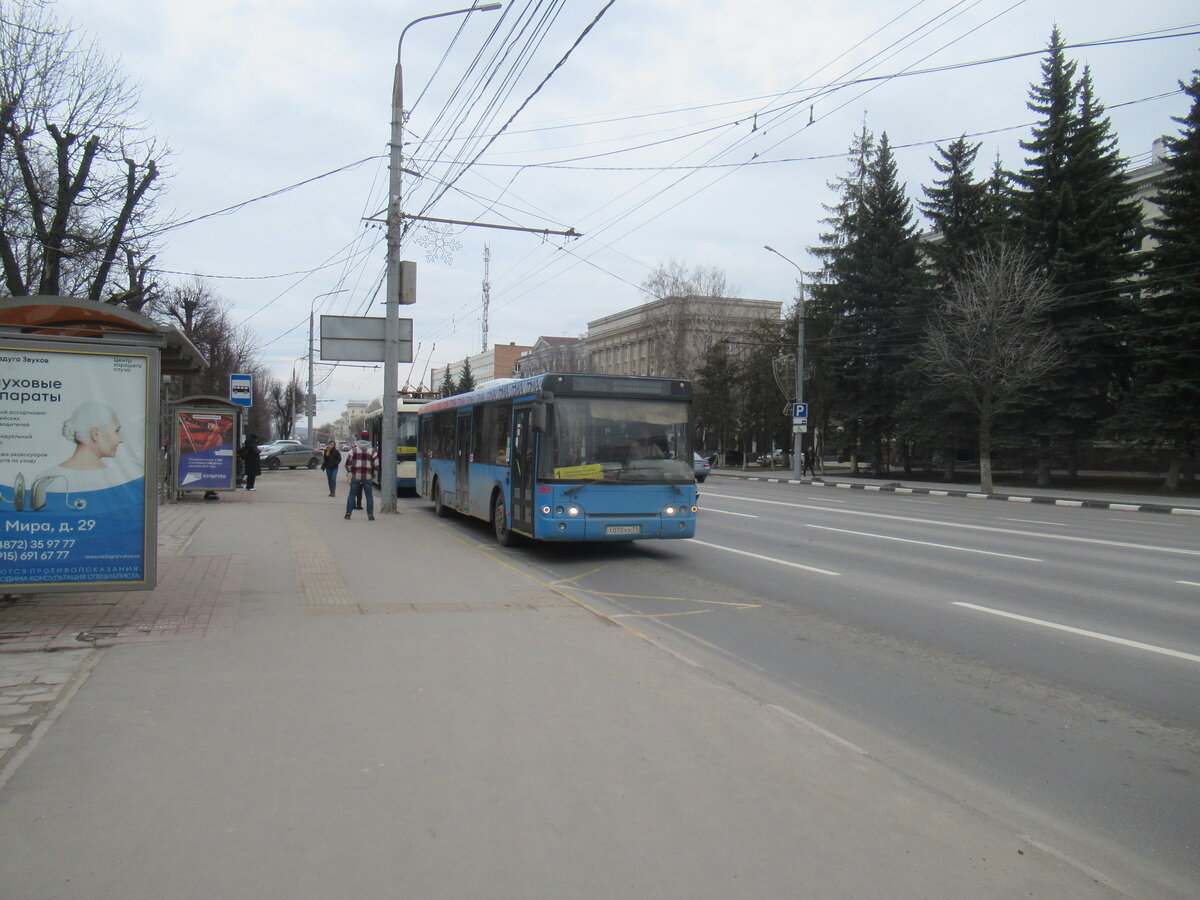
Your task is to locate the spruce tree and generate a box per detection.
[455,358,476,395]
[1011,29,1142,482]
[439,366,456,398]
[920,137,990,286]
[915,138,994,476]
[850,133,930,471]
[1122,71,1200,489]
[808,125,874,468]
[695,343,739,464]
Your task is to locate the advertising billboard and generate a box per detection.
[175,408,237,490]
[0,340,158,592]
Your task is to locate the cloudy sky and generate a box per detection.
[51,0,1199,424]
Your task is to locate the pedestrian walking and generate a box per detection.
[802,448,816,477]
[344,430,379,520]
[240,433,261,490]
[321,440,342,497]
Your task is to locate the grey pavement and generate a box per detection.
[0,471,1144,897]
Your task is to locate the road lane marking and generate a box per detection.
[1001,517,1066,526]
[704,492,1200,557]
[805,524,1042,561]
[952,601,1200,665]
[1178,581,1200,588]
[767,704,870,756]
[699,506,758,518]
[688,539,840,576]
[564,586,760,610]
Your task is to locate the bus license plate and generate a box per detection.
[606,525,640,536]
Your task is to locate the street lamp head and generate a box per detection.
[474,2,502,9]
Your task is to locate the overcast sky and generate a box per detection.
[51,0,1199,423]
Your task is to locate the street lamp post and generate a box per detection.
[308,289,348,445]
[764,245,806,481]
[384,2,501,513]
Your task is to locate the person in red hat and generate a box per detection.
[344,430,380,520]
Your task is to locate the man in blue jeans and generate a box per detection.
[344,430,380,521]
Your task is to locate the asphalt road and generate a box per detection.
[449,478,1200,897]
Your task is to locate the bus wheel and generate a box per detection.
[492,495,515,547]
[432,482,449,518]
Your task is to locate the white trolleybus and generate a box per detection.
[365,390,438,494]
[417,373,699,546]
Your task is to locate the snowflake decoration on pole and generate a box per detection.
[414,223,463,264]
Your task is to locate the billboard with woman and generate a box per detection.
[0,340,157,592]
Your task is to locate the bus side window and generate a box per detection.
[481,402,511,465]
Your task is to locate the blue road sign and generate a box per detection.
[230,373,253,407]
[791,402,808,419]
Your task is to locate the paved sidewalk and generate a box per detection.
[0,473,1173,898]
[0,502,242,652]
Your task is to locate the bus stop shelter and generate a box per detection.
[0,296,206,595]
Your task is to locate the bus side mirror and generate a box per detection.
[531,404,546,433]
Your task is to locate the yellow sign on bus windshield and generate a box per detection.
[553,464,604,481]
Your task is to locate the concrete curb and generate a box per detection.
[709,471,1200,517]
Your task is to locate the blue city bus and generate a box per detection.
[417,373,698,546]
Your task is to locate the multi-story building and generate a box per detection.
[1128,137,1170,254]
[585,295,783,381]
[431,342,532,392]
[514,336,589,377]
[334,401,369,442]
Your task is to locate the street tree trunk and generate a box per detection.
[978,396,994,493]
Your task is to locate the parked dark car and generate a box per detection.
[260,442,321,470]
[693,452,711,482]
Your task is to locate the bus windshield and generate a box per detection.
[542,397,692,483]
[398,411,419,451]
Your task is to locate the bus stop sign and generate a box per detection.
[230,373,252,407]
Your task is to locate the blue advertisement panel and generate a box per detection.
[175,409,237,489]
[0,342,155,592]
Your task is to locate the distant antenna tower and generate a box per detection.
[481,243,491,352]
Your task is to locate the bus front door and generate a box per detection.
[511,406,534,535]
[419,418,432,497]
[455,411,471,513]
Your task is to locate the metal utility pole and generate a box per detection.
[764,245,806,481]
[386,3,501,513]
[481,244,491,352]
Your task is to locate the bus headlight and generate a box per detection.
[664,505,677,516]
[567,505,580,517]
[542,505,552,515]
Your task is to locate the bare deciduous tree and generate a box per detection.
[920,244,1063,492]
[0,0,166,306]
[641,259,734,379]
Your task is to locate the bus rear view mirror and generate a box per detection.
[531,404,547,433]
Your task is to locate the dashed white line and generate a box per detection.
[953,601,1200,665]
[699,507,758,518]
[688,539,840,576]
[806,524,1041,561]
